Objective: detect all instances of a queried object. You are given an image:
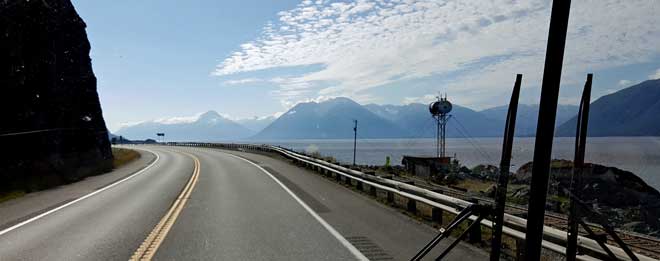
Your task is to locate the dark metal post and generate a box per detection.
[525,0,572,259]
[490,74,522,261]
[353,120,357,166]
[441,114,447,157]
[566,74,592,260]
[436,116,440,158]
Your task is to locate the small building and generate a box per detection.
[401,156,451,178]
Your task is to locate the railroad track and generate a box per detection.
[396,175,660,259]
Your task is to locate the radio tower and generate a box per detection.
[429,95,452,158]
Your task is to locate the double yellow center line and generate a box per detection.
[130,152,201,261]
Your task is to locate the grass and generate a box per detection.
[1,148,140,204]
[112,148,141,168]
[0,190,26,204]
[454,178,495,193]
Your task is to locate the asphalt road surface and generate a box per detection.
[0,145,486,260]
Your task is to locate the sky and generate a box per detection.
[71,0,660,132]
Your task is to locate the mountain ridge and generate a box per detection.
[557,79,660,136]
[116,110,254,141]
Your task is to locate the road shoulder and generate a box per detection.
[208,148,488,260]
[0,147,156,231]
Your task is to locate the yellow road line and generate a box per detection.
[130,151,200,261]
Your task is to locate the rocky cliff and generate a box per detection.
[1,0,112,193]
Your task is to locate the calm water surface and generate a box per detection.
[250,137,660,191]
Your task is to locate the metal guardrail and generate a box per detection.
[164,142,655,261]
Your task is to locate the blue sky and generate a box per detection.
[72,0,660,132]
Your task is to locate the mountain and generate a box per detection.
[252,97,410,139]
[556,79,660,137]
[480,104,579,136]
[365,103,503,138]
[116,111,254,141]
[236,116,276,133]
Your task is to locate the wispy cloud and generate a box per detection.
[403,94,437,105]
[216,0,660,109]
[618,79,631,86]
[222,78,263,85]
[650,68,660,80]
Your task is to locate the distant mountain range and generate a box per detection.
[115,80,660,141]
[556,79,660,136]
[480,104,579,136]
[364,103,503,138]
[116,111,254,141]
[253,97,408,139]
[236,116,276,133]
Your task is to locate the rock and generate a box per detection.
[513,159,660,234]
[1,0,112,193]
[470,164,499,180]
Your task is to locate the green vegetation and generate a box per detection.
[1,149,139,204]
[112,148,141,168]
[305,150,338,164]
[453,179,494,193]
[0,190,26,204]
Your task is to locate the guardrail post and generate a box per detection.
[468,198,482,243]
[369,184,377,196]
[432,207,443,224]
[516,238,526,260]
[407,199,416,213]
[416,201,443,224]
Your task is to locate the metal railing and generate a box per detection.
[162,142,654,261]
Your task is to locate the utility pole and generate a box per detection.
[525,0,572,259]
[353,120,357,166]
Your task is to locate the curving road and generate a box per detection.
[0,145,486,260]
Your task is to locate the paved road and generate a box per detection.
[0,145,486,260]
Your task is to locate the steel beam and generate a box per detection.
[490,74,522,260]
[525,0,573,259]
[566,74,592,260]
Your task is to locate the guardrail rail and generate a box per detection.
[161,142,657,261]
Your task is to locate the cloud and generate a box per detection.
[650,68,660,80]
[618,79,631,86]
[216,0,660,109]
[119,112,210,129]
[222,78,263,85]
[152,113,204,124]
[403,94,437,105]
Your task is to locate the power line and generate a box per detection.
[450,116,495,164]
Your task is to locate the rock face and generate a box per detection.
[0,0,112,192]
[514,160,660,235]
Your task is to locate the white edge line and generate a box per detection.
[0,147,161,236]
[227,153,369,261]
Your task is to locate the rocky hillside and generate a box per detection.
[513,160,660,235]
[0,0,112,193]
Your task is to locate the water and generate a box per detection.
[252,137,660,191]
